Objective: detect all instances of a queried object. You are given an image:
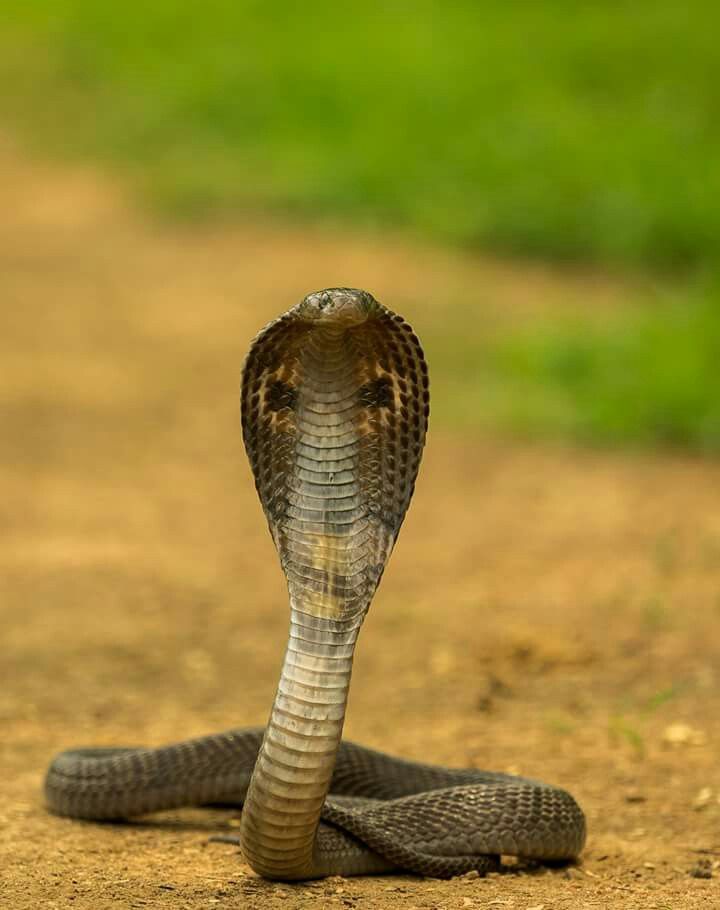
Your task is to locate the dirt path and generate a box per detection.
[1,138,718,909]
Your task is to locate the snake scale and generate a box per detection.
[45,288,586,881]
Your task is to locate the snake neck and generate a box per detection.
[239,606,361,880]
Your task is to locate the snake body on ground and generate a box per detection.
[45,288,586,880]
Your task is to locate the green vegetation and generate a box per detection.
[1,3,718,450]
[430,286,720,451]
[1,1,719,269]
[642,685,682,714]
[608,716,645,757]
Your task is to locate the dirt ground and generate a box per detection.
[1,137,719,910]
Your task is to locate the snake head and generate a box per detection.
[296,288,377,326]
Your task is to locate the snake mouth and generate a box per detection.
[297,288,375,326]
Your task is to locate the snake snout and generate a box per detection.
[299,287,375,325]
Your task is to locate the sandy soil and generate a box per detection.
[1,138,719,909]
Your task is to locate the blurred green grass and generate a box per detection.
[1,2,718,450]
[1,1,719,269]
[429,284,720,451]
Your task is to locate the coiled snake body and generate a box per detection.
[45,288,586,880]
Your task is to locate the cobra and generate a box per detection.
[45,288,586,880]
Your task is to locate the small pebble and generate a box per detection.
[662,723,707,746]
[689,859,713,879]
[692,787,713,810]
